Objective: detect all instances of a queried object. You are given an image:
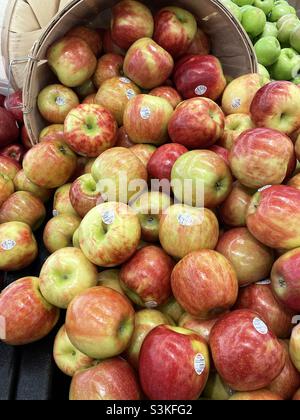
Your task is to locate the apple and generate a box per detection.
[124,94,173,145]
[288,173,300,189]
[116,126,135,148]
[0,95,5,107]
[261,21,279,37]
[159,204,219,260]
[111,0,154,50]
[277,15,299,45]
[139,325,210,400]
[293,389,300,400]
[43,214,81,254]
[153,7,197,58]
[97,269,125,295]
[0,191,46,231]
[64,104,118,157]
[82,93,96,104]
[254,36,281,67]
[173,55,226,101]
[149,86,182,109]
[210,309,285,391]
[37,84,79,124]
[53,183,78,217]
[258,63,271,79]
[290,24,300,53]
[78,202,141,267]
[0,107,19,147]
[47,36,97,88]
[290,324,300,372]
[254,0,274,14]
[0,143,26,163]
[234,281,295,338]
[74,79,96,100]
[171,150,233,208]
[219,182,254,227]
[84,158,96,174]
[21,125,33,149]
[123,38,174,90]
[4,90,23,123]
[0,173,14,207]
[218,113,255,150]
[126,309,172,369]
[228,390,282,400]
[246,185,300,249]
[269,2,293,21]
[229,128,295,189]
[130,144,156,168]
[39,247,98,309]
[271,48,300,81]
[23,140,77,189]
[158,297,184,324]
[203,372,234,400]
[93,53,124,88]
[91,147,147,203]
[66,286,135,359]
[0,155,21,180]
[66,26,102,56]
[222,0,242,21]
[70,174,102,218]
[179,313,222,343]
[168,98,225,149]
[222,73,267,115]
[147,143,188,181]
[186,28,210,55]
[39,124,65,142]
[242,6,266,38]
[53,325,95,377]
[271,247,300,312]
[0,277,59,345]
[72,228,80,248]
[251,81,300,135]
[103,29,126,56]
[69,357,141,400]
[172,250,238,318]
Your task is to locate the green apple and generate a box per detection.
[271,48,300,80]
[269,3,294,22]
[242,7,266,38]
[257,63,271,79]
[277,13,299,30]
[232,0,254,6]
[253,0,274,15]
[277,17,300,46]
[292,75,300,85]
[289,6,297,15]
[290,25,300,53]
[240,4,254,13]
[254,36,281,66]
[260,22,278,38]
[221,0,243,21]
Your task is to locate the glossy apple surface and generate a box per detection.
[0,107,19,147]
[66,26,102,56]
[149,86,182,109]
[0,155,21,180]
[147,143,187,181]
[70,173,102,218]
[219,113,255,151]
[0,173,14,207]
[39,124,65,142]
[43,214,81,254]
[93,53,124,88]
[219,182,254,227]
[53,184,78,217]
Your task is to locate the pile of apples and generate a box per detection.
[1,0,300,401]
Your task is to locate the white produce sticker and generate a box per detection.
[253,317,268,335]
[53,209,59,217]
[256,279,271,285]
[231,98,241,109]
[177,213,194,227]
[194,353,206,376]
[145,301,158,309]
[258,185,272,192]
[1,240,16,251]
[126,89,136,100]
[140,107,151,120]
[195,85,207,96]
[119,77,131,84]
[55,96,66,106]
[102,210,115,225]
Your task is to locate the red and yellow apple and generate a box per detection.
[13,170,52,203]
[43,214,81,254]
[70,174,102,218]
[219,182,254,227]
[218,113,255,150]
[93,53,124,88]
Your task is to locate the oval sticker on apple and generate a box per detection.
[126,89,136,100]
[231,98,241,109]
[258,185,272,192]
[194,353,206,376]
[256,279,271,285]
[177,213,194,227]
[119,77,131,84]
[253,317,268,335]
[145,301,158,309]
[1,239,16,251]
[55,96,66,106]
[53,209,59,217]
[195,85,207,96]
[140,107,151,120]
[102,210,115,225]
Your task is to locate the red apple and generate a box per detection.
[0,94,5,107]
[21,125,33,149]
[171,250,238,318]
[66,26,102,56]
[68,156,89,182]
[290,324,300,373]
[235,282,295,338]
[246,185,300,249]
[0,173,14,207]
[209,145,229,165]
[228,390,283,400]
[173,55,226,101]
[147,143,188,181]
[0,277,59,345]
[39,124,65,142]
[139,325,210,400]
[168,97,225,149]
[70,173,103,218]
[64,104,117,157]
[123,38,174,90]
[103,29,126,55]
[4,90,23,123]
[186,28,211,56]
[82,93,96,105]
[0,107,19,147]
[13,170,52,203]
[70,357,141,400]
[53,183,78,217]
[93,53,124,88]
[179,313,221,343]
[218,113,255,151]
[111,0,154,50]
[0,143,26,163]
[149,86,182,109]
[120,245,174,308]
[210,309,285,391]
[219,182,254,227]
[116,126,135,148]
[0,155,21,180]
[43,214,81,254]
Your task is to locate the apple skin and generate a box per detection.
[39,247,98,309]
[93,53,124,88]
[149,86,182,109]
[0,143,26,163]
[130,144,156,167]
[210,309,285,391]
[70,173,102,218]
[116,126,135,148]
[126,309,172,369]
[66,26,102,57]
[91,147,147,203]
[47,36,97,88]
[171,150,233,209]
[139,325,210,400]
[0,173,14,207]
[168,97,225,149]
[293,388,300,400]
[4,90,23,123]
[0,155,21,180]
[203,372,234,400]
[53,183,78,217]
[43,214,81,254]
[0,107,19,147]
[103,29,126,56]
[120,245,174,307]
[158,297,184,324]
[111,0,154,50]
[75,79,96,99]
[216,228,274,287]
[246,185,300,249]
[124,94,174,145]
[222,73,267,115]
[39,124,65,142]
[234,282,295,338]
[271,247,300,312]
[171,250,238,318]
[288,173,300,190]
[53,325,95,377]
[218,113,255,151]
[37,84,79,124]
[153,7,197,58]
[208,145,229,165]
[290,324,300,372]
[159,204,219,260]
[174,55,226,101]
[21,125,33,150]
[0,191,46,231]
[66,286,135,359]
[82,93,96,105]
[147,143,188,181]
[23,140,77,189]
[219,182,254,227]
[123,38,174,90]
[64,104,118,157]
[78,202,141,267]
[179,313,222,344]
[69,357,141,400]
[228,390,283,400]
[0,222,38,271]
[251,81,300,135]
[186,28,211,55]
[97,269,125,296]
[0,277,59,345]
